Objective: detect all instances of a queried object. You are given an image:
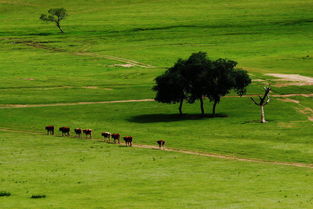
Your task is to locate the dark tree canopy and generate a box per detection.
[153,59,188,115]
[181,52,212,115]
[205,58,252,116]
[153,52,251,117]
[40,8,67,33]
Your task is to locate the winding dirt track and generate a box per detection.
[11,40,155,69]
[0,99,154,109]
[1,127,313,169]
[0,94,312,109]
[73,52,155,68]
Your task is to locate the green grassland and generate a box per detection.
[0,0,313,208]
[0,98,312,164]
[2,131,313,209]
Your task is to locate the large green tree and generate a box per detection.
[153,52,211,116]
[40,8,67,33]
[153,52,251,117]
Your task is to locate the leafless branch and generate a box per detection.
[264,96,270,105]
[250,97,259,106]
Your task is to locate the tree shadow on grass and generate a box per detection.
[29,32,54,36]
[127,113,227,123]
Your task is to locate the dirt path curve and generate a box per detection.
[1,127,313,169]
[9,40,155,68]
[0,94,312,109]
[133,144,313,169]
[73,52,155,68]
[0,99,154,109]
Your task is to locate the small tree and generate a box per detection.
[40,8,67,33]
[250,87,271,123]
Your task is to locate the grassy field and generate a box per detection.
[2,131,313,209]
[0,98,312,164]
[0,0,313,208]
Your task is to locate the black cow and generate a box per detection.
[123,136,133,147]
[45,125,54,135]
[157,140,165,149]
[74,128,82,138]
[111,133,120,144]
[59,127,70,136]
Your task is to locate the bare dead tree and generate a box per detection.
[250,87,271,123]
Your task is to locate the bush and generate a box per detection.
[31,194,46,199]
[0,191,11,197]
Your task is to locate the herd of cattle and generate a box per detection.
[45,125,166,148]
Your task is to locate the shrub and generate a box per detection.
[31,194,46,199]
[0,191,11,197]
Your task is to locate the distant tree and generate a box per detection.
[250,87,271,123]
[40,8,67,33]
[153,59,187,115]
[204,59,251,117]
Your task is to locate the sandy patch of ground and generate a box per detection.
[273,93,313,98]
[111,64,135,68]
[0,99,155,109]
[275,82,313,87]
[252,79,265,82]
[277,97,312,122]
[82,86,113,90]
[277,122,297,128]
[82,86,98,89]
[73,52,155,68]
[296,107,313,122]
[277,98,300,104]
[266,73,313,87]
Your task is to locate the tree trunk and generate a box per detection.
[212,100,218,117]
[260,105,266,123]
[179,98,183,116]
[56,22,64,33]
[200,97,205,116]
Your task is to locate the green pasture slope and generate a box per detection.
[0,0,313,208]
[2,131,313,209]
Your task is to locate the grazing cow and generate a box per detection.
[123,136,133,147]
[157,140,165,149]
[45,125,54,135]
[83,129,92,139]
[74,128,82,138]
[111,133,120,144]
[59,127,70,136]
[101,132,111,142]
